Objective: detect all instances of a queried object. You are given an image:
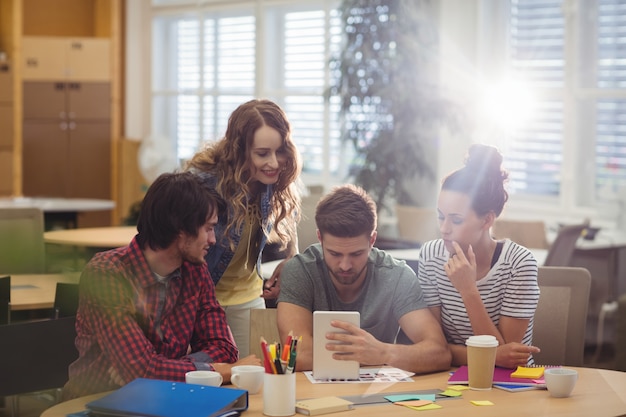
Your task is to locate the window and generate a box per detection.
[151,0,342,183]
[479,0,626,221]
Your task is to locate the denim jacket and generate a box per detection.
[195,171,273,285]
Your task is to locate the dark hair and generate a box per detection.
[441,144,509,217]
[315,184,377,238]
[136,172,218,251]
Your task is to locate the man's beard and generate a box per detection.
[328,262,368,286]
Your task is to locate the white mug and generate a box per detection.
[185,370,223,387]
[231,365,265,394]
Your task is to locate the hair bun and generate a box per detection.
[465,144,506,179]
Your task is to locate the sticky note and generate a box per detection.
[440,389,462,397]
[407,403,442,411]
[511,366,544,379]
[385,394,436,402]
[448,385,470,391]
[471,400,494,406]
[394,400,433,407]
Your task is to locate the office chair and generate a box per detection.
[53,282,80,319]
[0,316,78,416]
[0,208,46,273]
[532,266,591,366]
[492,219,549,249]
[543,223,586,266]
[395,205,440,245]
[249,309,280,361]
[0,275,9,325]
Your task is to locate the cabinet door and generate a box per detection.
[21,37,68,81]
[67,121,111,199]
[0,105,13,148]
[23,82,68,120]
[23,121,69,197]
[67,82,111,120]
[67,38,111,81]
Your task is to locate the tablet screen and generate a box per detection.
[312,311,360,380]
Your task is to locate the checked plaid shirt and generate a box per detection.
[63,237,238,399]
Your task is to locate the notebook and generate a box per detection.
[86,378,248,417]
[313,311,360,381]
[447,366,547,387]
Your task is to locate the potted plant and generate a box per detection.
[330,0,462,216]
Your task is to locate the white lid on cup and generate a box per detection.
[465,335,499,348]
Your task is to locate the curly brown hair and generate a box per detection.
[185,99,302,248]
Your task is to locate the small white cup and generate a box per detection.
[231,365,265,394]
[263,372,295,416]
[544,368,578,398]
[185,370,223,387]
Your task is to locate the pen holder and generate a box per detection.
[263,372,295,416]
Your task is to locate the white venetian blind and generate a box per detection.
[594,0,626,194]
[506,0,564,196]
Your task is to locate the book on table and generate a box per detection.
[85,378,248,417]
[447,366,548,388]
[295,396,354,416]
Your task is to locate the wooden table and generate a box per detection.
[0,197,115,230]
[9,273,81,311]
[41,367,626,417]
[44,226,137,249]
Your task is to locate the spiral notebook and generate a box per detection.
[447,366,549,387]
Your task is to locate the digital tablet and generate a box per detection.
[312,311,360,381]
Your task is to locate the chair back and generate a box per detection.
[492,219,549,249]
[0,275,9,325]
[249,308,280,360]
[395,205,440,244]
[297,191,323,251]
[532,266,591,366]
[0,316,78,396]
[54,282,80,319]
[0,207,46,273]
[543,224,586,266]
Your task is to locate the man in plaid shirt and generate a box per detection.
[63,172,260,399]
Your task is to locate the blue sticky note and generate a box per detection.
[385,394,437,403]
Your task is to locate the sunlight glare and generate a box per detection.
[478,78,536,132]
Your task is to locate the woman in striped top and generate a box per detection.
[417,144,540,369]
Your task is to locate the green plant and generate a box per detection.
[331,0,461,212]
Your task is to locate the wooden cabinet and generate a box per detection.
[0,0,121,226]
[22,36,110,81]
[0,64,13,195]
[22,81,111,200]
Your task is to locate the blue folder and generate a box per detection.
[85,378,248,417]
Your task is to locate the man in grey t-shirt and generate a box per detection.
[276,185,451,374]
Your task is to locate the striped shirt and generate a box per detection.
[63,236,238,400]
[417,239,539,347]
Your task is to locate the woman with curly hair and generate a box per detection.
[186,99,301,356]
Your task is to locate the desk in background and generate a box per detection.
[0,197,115,230]
[41,367,626,417]
[9,272,80,311]
[44,226,137,249]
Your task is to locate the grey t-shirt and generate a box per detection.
[277,244,427,344]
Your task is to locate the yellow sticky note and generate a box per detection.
[471,400,494,406]
[407,403,443,411]
[440,389,462,397]
[448,385,470,391]
[511,366,544,379]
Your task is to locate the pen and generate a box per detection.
[281,331,293,362]
[260,337,273,373]
[286,338,298,374]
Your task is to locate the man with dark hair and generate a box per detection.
[277,184,451,373]
[64,172,260,400]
